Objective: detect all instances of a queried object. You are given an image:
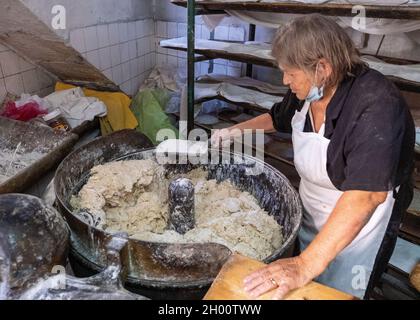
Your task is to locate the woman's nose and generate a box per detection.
[283,73,291,86]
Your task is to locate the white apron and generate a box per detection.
[292,101,396,299]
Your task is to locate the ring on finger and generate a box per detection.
[269,278,279,288]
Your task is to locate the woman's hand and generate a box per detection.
[210,128,242,148]
[210,114,276,148]
[243,256,313,300]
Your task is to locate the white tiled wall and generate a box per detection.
[0,16,281,105]
[70,19,156,96]
[155,20,245,78]
[0,17,249,104]
[0,42,55,104]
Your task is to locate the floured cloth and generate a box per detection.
[45,88,107,128]
[55,82,138,135]
[161,37,420,84]
[195,82,284,110]
[227,11,420,35]
[175,0,420,34]
[160,37,274,62]
[197,74,289,95]
[362,56,420,83]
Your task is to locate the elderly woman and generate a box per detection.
[211,14,414,299]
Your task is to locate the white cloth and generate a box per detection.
[44,88,107,128]
[202,14,227,31]
[407,28,420,44]
[226,11,420,34]
[160,37,274,61]
[226,10,298,29]
[338,16,420,35]
[195,0,420,34]
[363,55,420,83]
[292,101,396,298]
[161,37,420,85]
[195,81,283,110]
[197,74,289,95]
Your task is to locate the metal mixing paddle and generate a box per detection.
[168,178,195,235]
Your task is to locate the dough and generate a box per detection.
[71,159,283,260]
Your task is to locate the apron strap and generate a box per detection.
[364,180,414,299]
[301,100,311,115]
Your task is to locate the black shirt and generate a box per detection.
[270,65,415,192]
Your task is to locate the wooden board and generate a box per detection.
[171,1,420,20]
[204,254,356,300]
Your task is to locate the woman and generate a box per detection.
[211,14,414,299]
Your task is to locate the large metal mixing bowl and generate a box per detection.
[54,130,302,299]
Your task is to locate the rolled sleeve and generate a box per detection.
[269,89,301,134]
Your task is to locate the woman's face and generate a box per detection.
[279,64,314,100]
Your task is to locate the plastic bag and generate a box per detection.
[0,101,48,122]
[201,99,232,114]
[15,94,52,111]
[130,88,179,145]
[139,65,187,94]
[165,92,181,114]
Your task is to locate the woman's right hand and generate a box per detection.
[210,114,274,148]
[210,128,242,148]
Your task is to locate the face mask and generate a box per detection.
[306,64,324,103]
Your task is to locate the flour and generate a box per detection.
[71,159,283,260]
[0,144,46,184]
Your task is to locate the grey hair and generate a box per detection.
[272,13,367,88]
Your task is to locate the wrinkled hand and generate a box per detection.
[243,257,313,300]
[210,128,242,148]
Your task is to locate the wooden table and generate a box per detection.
[204,254,357,300]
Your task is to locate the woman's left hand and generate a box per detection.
[243,256,313,300]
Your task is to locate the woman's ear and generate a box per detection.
[318,58,333,82]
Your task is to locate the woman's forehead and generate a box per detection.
[279,64,302,73]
